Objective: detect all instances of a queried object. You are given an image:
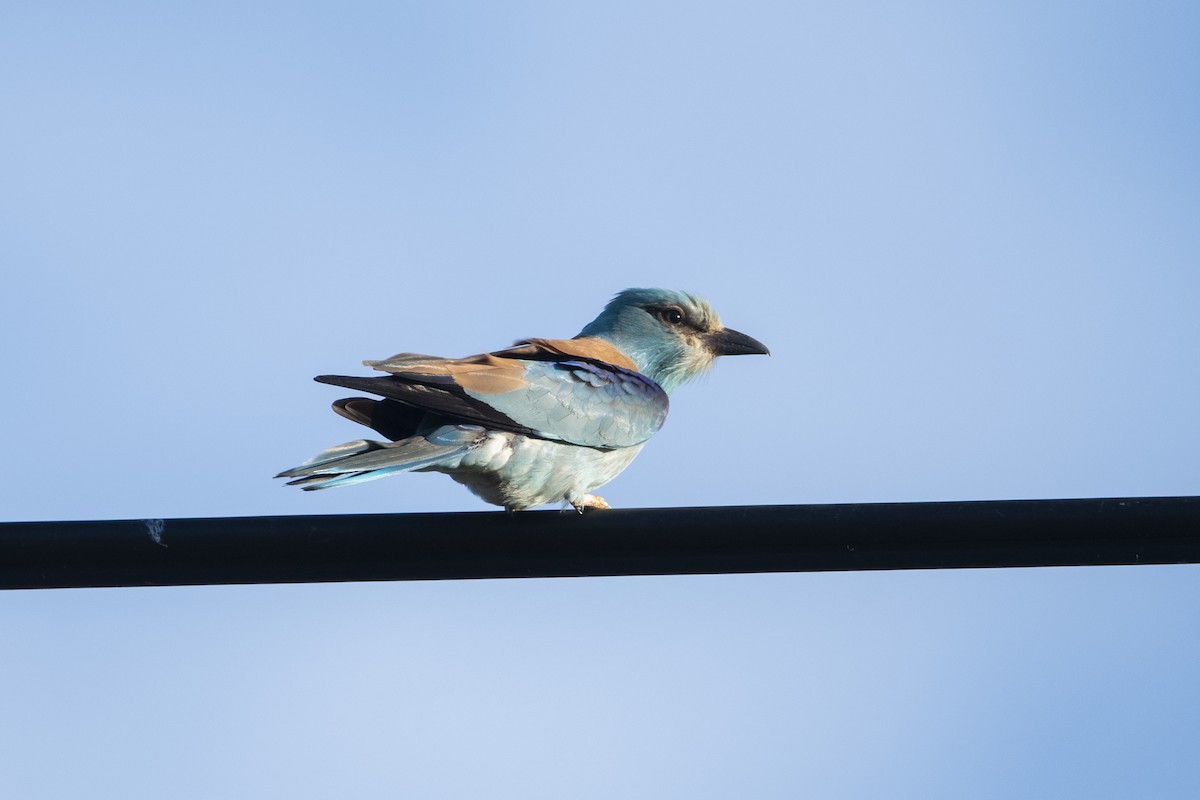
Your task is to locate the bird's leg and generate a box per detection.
[571,494,612,513]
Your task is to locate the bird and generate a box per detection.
[276,288,769,511]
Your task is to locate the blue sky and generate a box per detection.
[2,2,1199,797]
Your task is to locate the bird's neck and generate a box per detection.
[575,332,692,395]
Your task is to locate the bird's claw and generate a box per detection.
[571,494,612,513]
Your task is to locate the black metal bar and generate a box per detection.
[2,496,1199,590]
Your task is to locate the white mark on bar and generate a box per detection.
[145,518,167,547]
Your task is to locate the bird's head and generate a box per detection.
[577,288,769,393]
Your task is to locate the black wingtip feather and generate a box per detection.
[311,373,540,439]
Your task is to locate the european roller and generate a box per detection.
[276,288,768,511]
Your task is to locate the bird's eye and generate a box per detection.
[657,307,685,325]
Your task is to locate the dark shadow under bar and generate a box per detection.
[2,496,1199,590]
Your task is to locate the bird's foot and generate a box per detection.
[571,494,612,513]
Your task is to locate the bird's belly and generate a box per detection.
[431,432,644,510]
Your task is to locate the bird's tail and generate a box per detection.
[275,427,480,490]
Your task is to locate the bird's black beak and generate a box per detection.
[707,327,770,357]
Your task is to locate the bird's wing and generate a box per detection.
[318,338,667,449]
